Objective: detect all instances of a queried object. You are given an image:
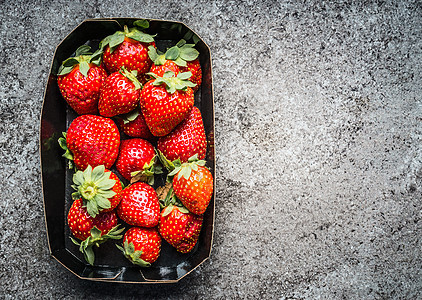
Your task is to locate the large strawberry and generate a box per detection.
[115,138,156,182]
[67,198,124,265]
[100,22,156,76]
[57,45,107,115]
[140,71,195,136]
[148,39,202,92]
[157,106,207,163]
[117,227,161,267]
[117,182,160,227]
[59,115,120,170]
[116,108,154,140]
[71,165,122,217]
[98,68,142,117]
[169,155,213,215]
[157,184,203,253]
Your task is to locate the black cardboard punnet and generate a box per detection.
[40,18,215,283]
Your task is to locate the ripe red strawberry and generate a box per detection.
[115,138,155,182]
[71,165,122,217]
[170,156,213,215]
[98,68,142,117]
[158,185,203,253]
[67,198,124,265]
[57,45,107,114]
[59,115,120,170]
[117,182,160,227]
[116,109,154,140]
[101,24,155,76]
[140,71,195,136]
[148,39,202,92]
[117,227,161,267]
[157,106,207,163]
[180,59,202,92]
[68,198,119,241]
[149,59,180,78]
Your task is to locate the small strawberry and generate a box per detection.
[157,184,203,253]
[180,60,202,92]
[116,108,154,140]
[98,68,142,117]
[100,22,156,76]
[148,54,180,78]
[117,182,160,227]
[140,71,195,136]
[57,45,107,115]
[148,39,202,92]
[58,115,120,170]
[115,138,156,182]
[157,106,207,163]
[71,165,122,217]
[117,227,161,267]
[67,198,124,265]
[169,155,213,215]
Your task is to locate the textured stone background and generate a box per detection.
[0,0,421,299]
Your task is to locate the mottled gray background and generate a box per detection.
[0,0,421,299]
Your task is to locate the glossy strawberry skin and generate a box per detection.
[180,59,202,92]
[139,80,194,137]
[66,115,120,170]
[115,138,155,181]
[98,71,140,117]
[158,106,207,163]
[158,206,203,253]
[117,182,160,227]
[103,37,155,76]
[173,166,213,215]
[123,227,161,264]
[67,198,118,241]
[116,111,154,140]
[57,64,108,115]
[149,60,180,78]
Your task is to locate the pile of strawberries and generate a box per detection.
[56,20,213,267]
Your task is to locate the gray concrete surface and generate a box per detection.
[0,0,421,299]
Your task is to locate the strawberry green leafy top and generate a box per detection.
[148,39,199,67]
[71,165,117,217]
[57,45,103,77]
[99,22,156,53]
[147,71,196,94]
[71,225,124,266]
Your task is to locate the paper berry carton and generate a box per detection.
[40,18,215,283]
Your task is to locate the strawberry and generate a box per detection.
[180,59,202,92]
[71,165,122,217]
[67,198,124,265]
[100,23,156,76]
[58,115,120,170]
[157,184,203,253]
[117,227,161,267]
[148,57,180,78]
[98,68,142,117]
[115,138,156,182]
[117,182,160,227]
[148,39,202,92]
[116,108,154,140]
[157,106,207,163]
[57,45,107,115]
[169,156,213,215]
[139,71,195,136]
